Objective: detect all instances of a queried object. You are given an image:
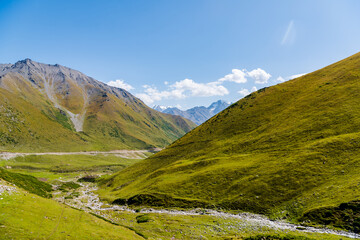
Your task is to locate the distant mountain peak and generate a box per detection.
[154,100,230,125]
[18,58,32,63]
[153,105,172,112]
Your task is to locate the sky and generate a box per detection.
[1,0,360,110]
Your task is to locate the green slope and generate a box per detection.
[0,167,52,198]
[0,59,196,152]
[0,172,349,240]
[98,52,360,226]
[0,184,143,239]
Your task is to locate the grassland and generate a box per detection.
[0,153,147,239]
[1,183,351,240]
[90,209,354,240]
[3,54,360,237]
[0,153,357,239]
[0,154,145,182]
[0,184,143,240]
[97,52,360,232]
[0,168,52,198]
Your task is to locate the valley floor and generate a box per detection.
[0,152,359,239]
[57,180,360,239]
[0,149,156,160]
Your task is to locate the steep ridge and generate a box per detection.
[99,52,360,226]
[0,59,196,152]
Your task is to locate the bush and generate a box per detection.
[78,175,98,182]
[59,181,81,191]
[136,214,151,223]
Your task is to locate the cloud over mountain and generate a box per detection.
[136,79,229,105]
[219,68,271,84]
[107,79,134,91]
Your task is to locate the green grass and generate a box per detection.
[0,152,352,239]
[0,154,145,182]
[93,209,352,240]
[58,181,81,191]
[0,186,143,239]
[53,109,74,130]
[0,175,349,240]
[244,235,313,240]
[0,167,52,198]
[299,200,360,233]
[136,214,151,223]
[98,52,360,232]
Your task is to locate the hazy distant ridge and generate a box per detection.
[154,100,230,125]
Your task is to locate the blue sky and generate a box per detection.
[1,0,360,109]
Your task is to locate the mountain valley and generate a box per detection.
[98,52,360,234]
[1,54,360,239]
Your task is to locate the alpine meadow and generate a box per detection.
[1,1,360,239]
[98,52,360,234]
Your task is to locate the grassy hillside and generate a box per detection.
[0,154,352,239]
[98,52,360,227]
[0,183,143,240]
[0,177,349,240]
[0,168,52,198]
[0,154,146,181]
[0,59,196,152]
[0,87,90,152]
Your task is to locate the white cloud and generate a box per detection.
[247,68,272,84]
[276,76,286,82]
[136,93,155,105]
[238,88,250,96]
[173,79,229,97]
[238,86,258,96]
[175,104,183,110]
[140,85,186,102]
[289,73,306,79]
[135,79,229,106]
[219,68,271,84]
[218,69,247,83]
[136,67,272,106]
[276,73,307,83]
[281,20,296,45]
[107,79,134,91]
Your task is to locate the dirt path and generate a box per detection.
[0,149,158,160]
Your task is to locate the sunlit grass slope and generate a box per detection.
[0,154,145,181]
[99,52,360,225]
[0,186,143,240]
[0,168,52,198]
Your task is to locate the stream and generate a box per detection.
[53,181,360,239]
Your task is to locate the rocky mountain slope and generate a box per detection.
[99,52,360,231]
[0,59,196,152]
[154,100,230,125]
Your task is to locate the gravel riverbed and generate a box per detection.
[53,181,360,239]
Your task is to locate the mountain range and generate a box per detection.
[154,100,230,125]
[0,59,196,152]
[99,52,360,231]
